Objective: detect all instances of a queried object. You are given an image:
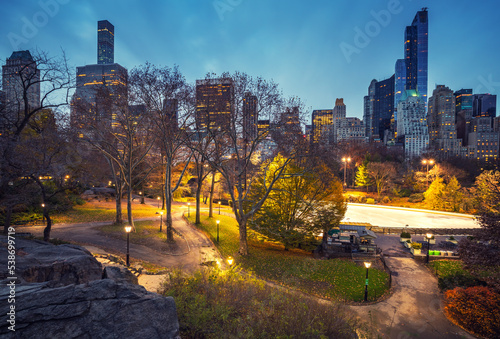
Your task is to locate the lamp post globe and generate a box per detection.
[364,262,371,301]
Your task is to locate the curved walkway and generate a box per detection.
[19,201,474,338]
[351,257,473,338]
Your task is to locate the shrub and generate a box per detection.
[358,196,367,203]
[408,193,424,203]
[438,272,486,291]
[160,268,357,338]
[382,196,390,203]
[400,231,411,239]
[366,198,375,204]
[411,242,422,249]
[444,286,500,338]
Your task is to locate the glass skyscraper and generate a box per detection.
[404,9,428,104]
[98,20,114,65]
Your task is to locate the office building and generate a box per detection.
[71,20,127,132]
[404,9,428,103]
[454,89,473,145]
[396,90,429,157]
[2,50,40,129]
[243,93,258,139]
[335,117,365,143]
[467,116,498,161]
[472,94,497,119]
[365,75,394,141]
[428,85,462,157]
[394,59,407,134]
[98,20,114,65]
[311,109,333,144]
[195,78,234,130]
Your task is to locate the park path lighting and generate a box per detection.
[364,261,372,301]
[218,201,221,215]
[157,196,160,208]
[422,159,435,187]
[342,157,351,187]
[41,203,46,223]
[159,211,164,232]
[426,233,433,263]
[216,219,220,243]
[125,225,132,266]
[227,256,234,266]
[188,202,190,217]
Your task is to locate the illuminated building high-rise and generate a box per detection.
[365,75,394,141]
[98,20,114,65]
[71,20,127,132]
[404,9,428,103]
[195,78,234,130]
[454,89,473,145]
[243,93,258,139]
[1,51,40,130]
[311,109,333,144]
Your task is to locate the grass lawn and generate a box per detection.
[51,200,162,224]
[188,213,390,302]
[429,260,467,278]
[99,220,168,243]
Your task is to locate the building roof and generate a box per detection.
[8,50,34,61]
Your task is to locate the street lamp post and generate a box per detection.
[218,201,221,215]
[422,159,435,187]
[188,202,190,217]
[157,196,160,208]
[342,157,351,187]
[125,226,132,266]
[426,233,433,263]
[159,211,164,232]
[139,191,144,204]
[41,203,46,223]
[216,219,220,243]
[364,261,371,301]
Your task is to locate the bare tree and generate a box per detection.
[129,63,193,241]
[366,162,397,196]
[195,71,308,255]
[0,50,74,237]
[76,84,156,228]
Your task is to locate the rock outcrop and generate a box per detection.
[0,236,180,338]
[0,279,180,338]
[0,238,102,286]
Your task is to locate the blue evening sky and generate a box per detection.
[1,0,499,121]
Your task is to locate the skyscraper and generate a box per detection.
[195,78,234,130]
[455,89,473,145]
[404,9,428,103]
[243,93,258,139]
[311,109,333,144]
[1,51,41,131]
[394,59,406,135]
[472,94,497,119]
[98,20,114,65]
[366,75,395,141]
[428,85,462,157]
[71,20,127,132]
[396,90,428,157]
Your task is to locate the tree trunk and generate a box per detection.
[127,188,134,228]
[165,163,174,242]
[238,217,248,255]
[209,172,215,218]
[43,209,52,242]
[195,184,201,224]
[3,206,13,235]
[321,227,329,252]
[115,184,123,225]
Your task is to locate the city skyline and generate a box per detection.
[1,0,500,120]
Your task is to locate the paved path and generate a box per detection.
[351,257,474,339]
[20,209,220,275]
[19,202,474,337]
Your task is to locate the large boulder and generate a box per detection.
[0,279,180,338]
[103,265,139,285]
[0,237,102,287]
